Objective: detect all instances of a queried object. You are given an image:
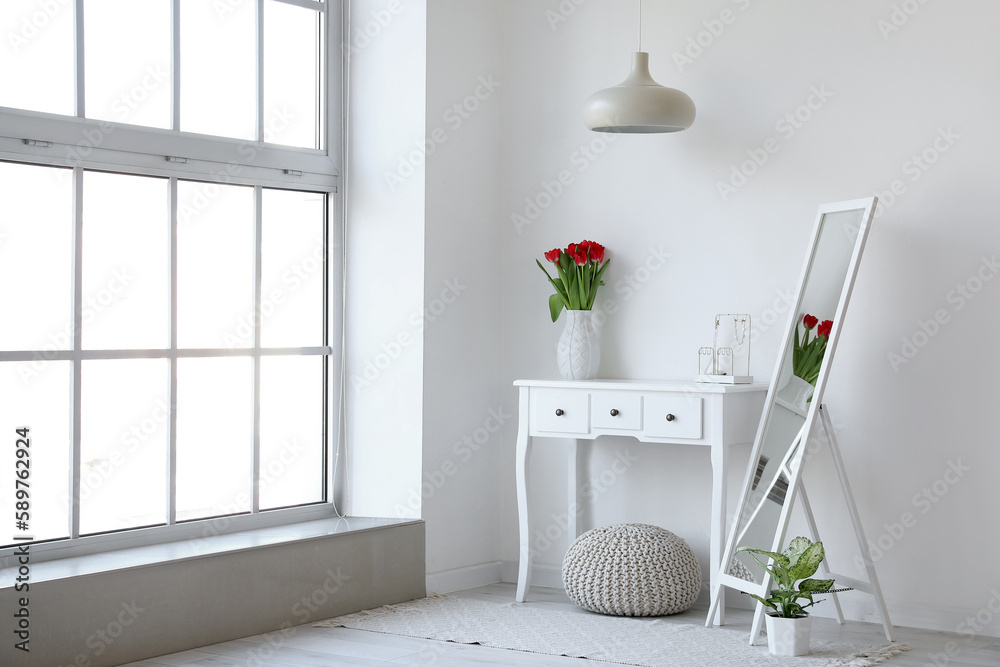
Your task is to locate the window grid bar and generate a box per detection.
[251,185,264,514]
[256,0,265,144]
[273,0,326,12]
[167,178,179,526]
[0,347,333,362]
[73,0,85,117]
[321,194,330,502]
[170,0,181,132]
[315,11,324,151]
[69,167,84,540]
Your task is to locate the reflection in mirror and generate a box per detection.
[726,207,866,585]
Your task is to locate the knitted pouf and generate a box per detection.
[562,523,702,617]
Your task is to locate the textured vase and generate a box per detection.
[777,375,814,414]
[557,310,600,380]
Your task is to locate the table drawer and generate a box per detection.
[531,389,590,434]
[643,395,703,439]
[591,392,641,430]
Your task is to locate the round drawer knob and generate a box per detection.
[665,414,676,422]
[610,409,619,416]
[555,409,564,416]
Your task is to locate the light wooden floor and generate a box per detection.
[123,583,1000,666]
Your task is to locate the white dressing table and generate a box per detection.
[513,379,767,623]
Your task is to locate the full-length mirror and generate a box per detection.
[710,198,878,601]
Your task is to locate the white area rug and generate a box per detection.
[316,594,908,667]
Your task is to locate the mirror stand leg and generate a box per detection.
[797,483,846,624]
[749,603,765,645]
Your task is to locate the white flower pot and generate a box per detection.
[765,613,812,656]
[556,310,600,380]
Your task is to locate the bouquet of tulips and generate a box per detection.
[536,240,610,322]
[792,314,833,385]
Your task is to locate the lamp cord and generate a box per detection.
[637,0,642,52]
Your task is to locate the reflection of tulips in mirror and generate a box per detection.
[792,314,833,385]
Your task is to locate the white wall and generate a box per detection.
[496,0,1000,634]
[352,0,1000,633]
[345,0,427,517]
[422,0,506,585]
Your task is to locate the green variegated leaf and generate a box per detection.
[783,536,813,567]
[788,541,825,581]
[747,594,778,611]
[799,578,834,593]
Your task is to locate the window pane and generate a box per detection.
[0,162,72,351]
[180,0,255,140]
[80,359,168,535]
[177,181,254,349]
[0,362,71,547]
[84,0,171,128]
[264,1,320,149]
[176,357,252,521]
[0,1,74,115]
[260,356,323,509]
[82,171,168,350]
[261,189,325,347]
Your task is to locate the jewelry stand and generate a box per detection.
[697,314,753,384]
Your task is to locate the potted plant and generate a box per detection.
[736,536,835,656]
[536,241,610,380]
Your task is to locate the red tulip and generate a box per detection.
[590,243,605,263]
[574,250,588,265]
[817,319,833,338]
[566,243,578,256]
[802,314,819,330]
[544,248,561,263]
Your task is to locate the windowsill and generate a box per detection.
[0,516,420,588]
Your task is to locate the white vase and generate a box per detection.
[556,310,600,380]
[765,613,812,656]
[777,375,814,414]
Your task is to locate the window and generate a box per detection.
[0,0,340,558]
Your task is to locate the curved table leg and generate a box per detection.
[515,388,533,602]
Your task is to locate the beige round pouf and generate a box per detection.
[562,523,702,616]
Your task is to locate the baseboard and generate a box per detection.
[812,593,1000,639]
[500,560,564,590]
[426,561,502,593]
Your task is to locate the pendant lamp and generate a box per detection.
[582,1,695,133]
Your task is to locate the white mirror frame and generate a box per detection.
[709,196,878,620]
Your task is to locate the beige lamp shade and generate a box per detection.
[583,52,696,133]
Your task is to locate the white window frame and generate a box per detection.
[0,0,345,562]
